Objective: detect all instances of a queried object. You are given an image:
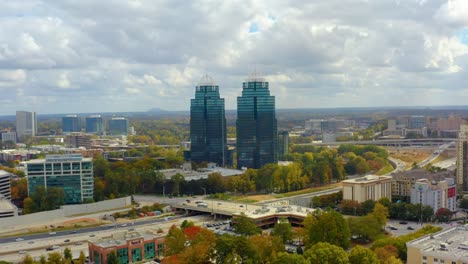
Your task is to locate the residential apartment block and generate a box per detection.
[410,178,457,212]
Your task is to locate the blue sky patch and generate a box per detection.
[249,22,259,33]
[457,28,468,45]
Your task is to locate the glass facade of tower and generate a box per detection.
[62,116,81,134]
[109,118,129,136]
[86,115,104,134]
[237,79,277,169]
[190,84,227,166]
[26,154,93,204]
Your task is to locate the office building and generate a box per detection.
[278,131,289,161]
[409,115,426,129]
[62,115,82,134]
[342,175,392,203]
[0,131,16,145]
[65,133,92,148]
[16,111,37,139]
[410,178,456,212]
[85,115,104,135]
[0,170,12,200]
[88,230,165,264]
[189,76,227,166]
[392,168,454,200]
[108,118,129,136]
[457,125,468,193]
[236,74,277,169]
[407,225,468,264]
[26,154,93,204]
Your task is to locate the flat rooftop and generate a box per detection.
[159,167,243,181]
[407,225,468,261]
[179,199,314,220]
[0,196,17,212]
[91,230,164,248]
[342,174,392,184]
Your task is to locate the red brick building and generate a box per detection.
[88,230,165,264]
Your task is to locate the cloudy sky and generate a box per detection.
[1,0,468,115]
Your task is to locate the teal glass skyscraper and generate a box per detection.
[190,76,227,166]
[62,115,81,134]
[237,75,277,169]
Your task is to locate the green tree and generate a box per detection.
[348,215,381,242]
[271,218,293,244]
[165,226,186,256]
[22,254,34,264]
[234,213,261,236]
[349,245,379,264]
[215,234,239,264]
[272,252,308,264]
[370,202,389,229]
[23,197,34,214]
[304,242,350,264]
[460,197,468,210]
[47,252,64,264]
[39,255,47,264]
[64,247,72,261]
[107,251,119,264]
[303,209,351,249]
[78,251,86,264]
[171,173,185,196]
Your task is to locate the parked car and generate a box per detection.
[64,239,70,242]
[399,221,408,225]
[407,226,415,230]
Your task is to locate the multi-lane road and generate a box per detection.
[0,215,210,263]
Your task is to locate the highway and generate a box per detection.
[418,141,455,167]
[0,215,209,263]
[0,215,182,244]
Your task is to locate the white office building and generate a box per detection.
[16,111,37,139]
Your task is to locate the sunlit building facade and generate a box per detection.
[62,115,82,134]
[26,154,93,204]
[236,75,277,169]
[190,76,227,166]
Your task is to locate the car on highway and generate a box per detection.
[70,230,78,234]
[15,238,24,242]
[18,250,27,254]
[75,242,83,245]
[51,245,60,250]
[49,232,56,235]
[121,223,127,227]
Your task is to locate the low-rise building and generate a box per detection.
[88,230,165,264]
[391,169,454,200]
[411,178,457,212]
[0,194,18,218]
[342,175,392,203]
[407,225,468,264]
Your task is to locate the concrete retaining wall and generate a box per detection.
[62,196,131,216]
[0,196,132,229]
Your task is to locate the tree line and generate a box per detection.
[161,200,441,264]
